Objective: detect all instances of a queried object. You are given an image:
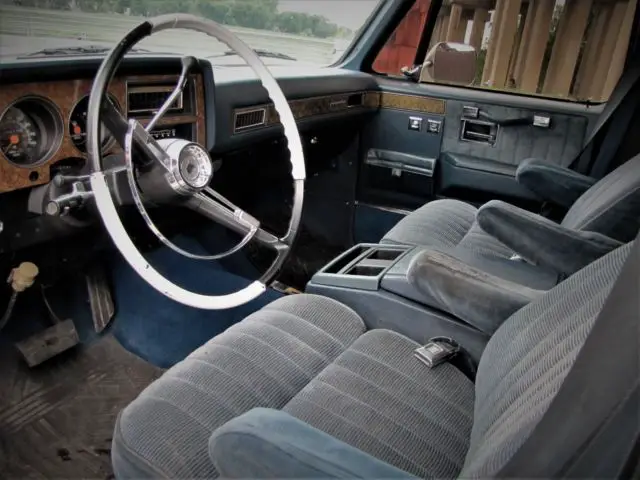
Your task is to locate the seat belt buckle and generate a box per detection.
[414,338,459,368]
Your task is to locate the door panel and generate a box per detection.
[442,100,588,167]
[358,79,602,213]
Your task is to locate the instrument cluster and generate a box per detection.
[0,95,118,169]
[0,96,63,167]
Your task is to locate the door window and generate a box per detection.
[374,0,637,103]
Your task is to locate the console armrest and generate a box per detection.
[516,158,596,208]
[477,200,623,277]
[209,408,414,479]
[408,249,544,334]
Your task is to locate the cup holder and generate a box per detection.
[346,265,386,277]
[312,243,412,291]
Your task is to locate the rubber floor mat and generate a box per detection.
[0,335,162,479]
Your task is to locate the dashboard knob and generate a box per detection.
[45,201,61,216]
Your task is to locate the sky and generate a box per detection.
[278,0,380,30]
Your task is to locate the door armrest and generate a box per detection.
[477,200,623,277]
[516,159,596,208]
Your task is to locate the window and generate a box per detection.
[374,0,637,103]
[373,0,432,75]
[0,0,382,67]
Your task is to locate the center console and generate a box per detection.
[308,242,561,362]
[307,243,492,362]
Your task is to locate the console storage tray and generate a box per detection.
[312,244,412,291]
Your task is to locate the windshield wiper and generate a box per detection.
[213,49,296,61]
[20,45,149,58]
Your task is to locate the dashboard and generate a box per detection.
[0,54,456,259]
[0,55,402,255]
[0,56,385,194]
[0,67,206,193]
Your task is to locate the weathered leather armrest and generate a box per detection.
[516,158,596,208]
[477,200,623,277]
[408,249,544,334]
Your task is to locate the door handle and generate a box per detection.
[478,110,532,127]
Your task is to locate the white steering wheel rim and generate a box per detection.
[89,14,306,310]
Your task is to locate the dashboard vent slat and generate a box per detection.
[234,108,266,132]
[127,85,184,116]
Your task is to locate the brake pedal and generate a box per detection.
[86,264,114,333]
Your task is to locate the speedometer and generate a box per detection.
[0,107,40,165]
[0,97,63,167]
[69,95,118,154]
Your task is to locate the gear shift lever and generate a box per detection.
[146,56,197,132]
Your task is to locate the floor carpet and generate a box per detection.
[107,236,283,368]
[0,335,162,479]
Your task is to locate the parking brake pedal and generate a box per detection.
[16,319,80,367]
[15,285,80,368]
[86,263,114,333]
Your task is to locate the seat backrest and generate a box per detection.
[459,241,633,477]
[561,154,640,241]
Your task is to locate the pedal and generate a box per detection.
[15,319,80,367]
[271,281,301,295]
[86,264,114,333]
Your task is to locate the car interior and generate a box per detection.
[0,0,639,478]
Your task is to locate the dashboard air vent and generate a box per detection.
[127,85,184,116]
[234,108,266,132]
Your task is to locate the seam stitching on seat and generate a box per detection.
[316,367,470,460]
[258,309,356,349]
[287,397,429,476]
[114,412,179,479]
[167,360,271,406]
[345,348,473,418]
[326,362,472,443]
[202,343,301,396]
[240,319,333,363]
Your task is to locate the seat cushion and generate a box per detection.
[111,294,366,479]
[382,199,477,247]
[382,199,513,260]
[284,329,475,478]
[561,153,640,242]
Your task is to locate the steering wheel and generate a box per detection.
[86,14,305,310]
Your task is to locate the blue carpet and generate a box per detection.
[109,236,283,368]
[1,236,282,369]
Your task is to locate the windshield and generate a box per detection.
[0,0,381,65]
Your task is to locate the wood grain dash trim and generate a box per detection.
[378,92,446,115]
[0,73,205,193]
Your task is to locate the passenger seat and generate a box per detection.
[382,153,640,278]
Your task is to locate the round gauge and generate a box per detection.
[0,97,63,167]
[69,95,118,154]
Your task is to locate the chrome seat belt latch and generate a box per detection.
[414,339,459,368]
